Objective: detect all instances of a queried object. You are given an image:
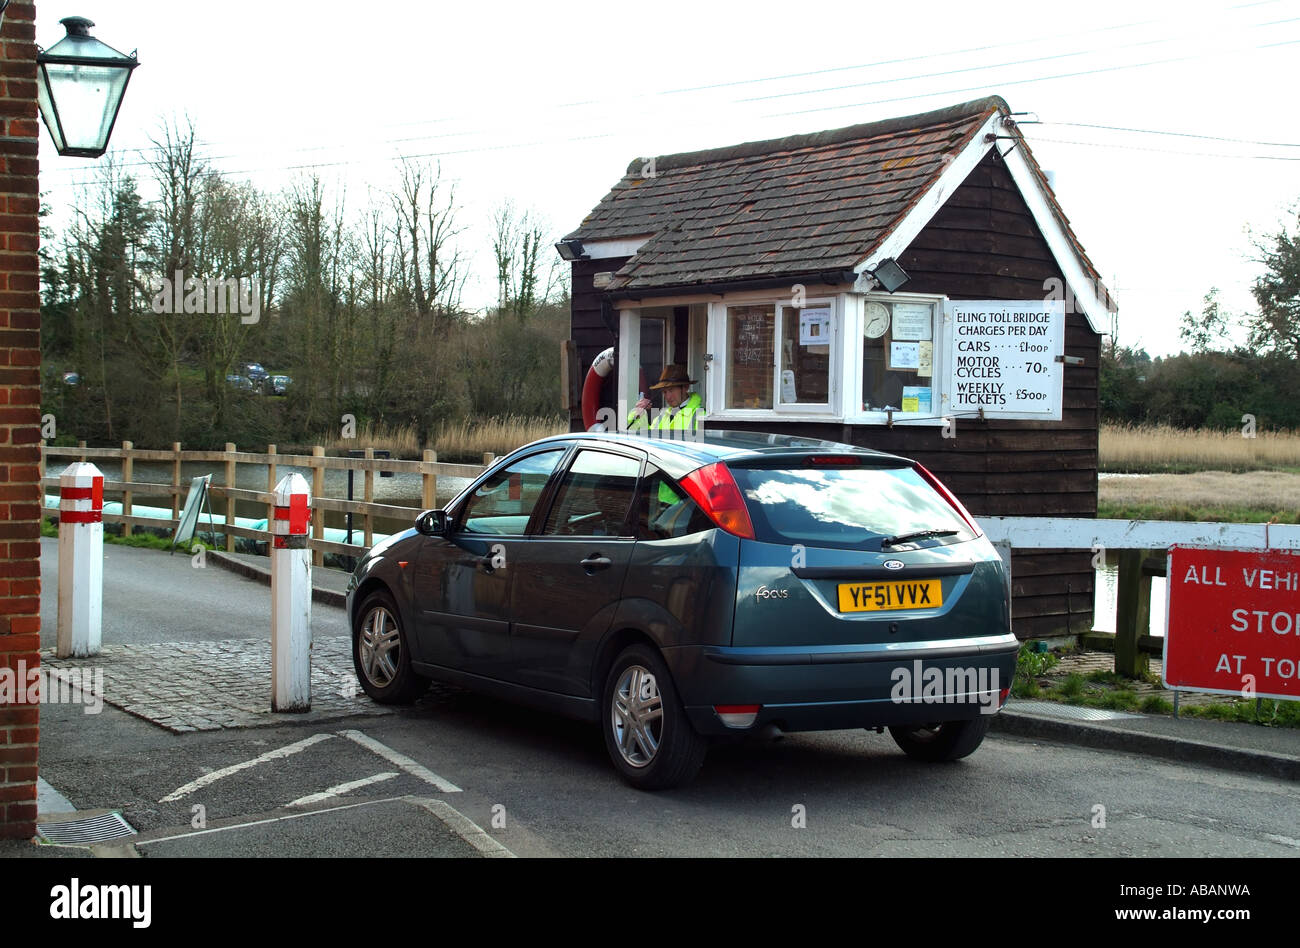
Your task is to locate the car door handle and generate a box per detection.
[580,554,612,573]
[476,555,496,572]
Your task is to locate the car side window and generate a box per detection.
[459,449,565,535]
[541,451,640,537]
[634,465,713,539]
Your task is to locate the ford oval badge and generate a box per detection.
[883,560,905,570]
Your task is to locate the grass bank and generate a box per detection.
[1098,470,1300,522]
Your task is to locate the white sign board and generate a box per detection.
[942,299,1065,420]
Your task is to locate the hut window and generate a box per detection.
[725,299,834,410]
[862,298,937,415]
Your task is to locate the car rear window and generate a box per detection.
[727,463,974,549]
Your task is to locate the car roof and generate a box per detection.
[520,429,909,477]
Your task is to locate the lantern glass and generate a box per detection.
[36,18,138,158]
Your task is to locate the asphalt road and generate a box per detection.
[28,539,1300,858]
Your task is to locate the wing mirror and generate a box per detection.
[415,509,448,536]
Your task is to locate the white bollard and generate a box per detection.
[57,462,104,659]
[271,472,312,712]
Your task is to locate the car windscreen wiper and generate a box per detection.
[880,529,958,548]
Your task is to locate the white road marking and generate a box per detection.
[159,733,335,802]
[288,772,399,807]
[338,729,461,793]
[1265,833,1300,849]
[136,796,409,846]
[412,798,515,858]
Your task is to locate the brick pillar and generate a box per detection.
[0,0,42,841]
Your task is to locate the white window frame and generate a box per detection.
[847,291,949,427]
[707,294,843,422]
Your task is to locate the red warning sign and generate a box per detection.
[1165,545,1300,700]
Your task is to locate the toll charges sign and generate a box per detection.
[1165,546,1300,700]
[943,299,1064,420]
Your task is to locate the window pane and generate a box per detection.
[727,304,774,409]
[862,300,935,413]
[730,465,973,549]
[780,305,830,404]
[634,466,714,539]
[542,451,640,537]
[460,449,564,535]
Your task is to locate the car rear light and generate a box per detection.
[679,463,756,540]
[714,704,761,728]
[913,463,981,535]
[998,686,1010,709]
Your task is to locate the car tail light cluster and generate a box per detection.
[913,463,981,535]
[714,704,761,728]
[679,463,756,540]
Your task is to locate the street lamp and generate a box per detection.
[36,16,138,158]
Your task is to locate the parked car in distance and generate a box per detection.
[225,374,255,393]
[60,371,80,386]
[346,430,1016,789]
[268,374,292,395]
[239,361,269,387]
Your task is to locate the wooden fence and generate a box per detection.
[40,441,493,565]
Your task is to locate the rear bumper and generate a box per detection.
[663,634,1019,735]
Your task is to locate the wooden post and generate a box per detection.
[121,440,133,538]
[482,452,494,467]
[78,439,86,462]
[171,442,182,521]
[1115,549,1151,678]
[225,442,237,553]
[363,447,375,548]
[311,445,325,567]
[422,449,437,511]
[267,444,277,543]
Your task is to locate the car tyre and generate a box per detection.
[602,644,707,790]
[888,716,990,762]
[353,590,426,704]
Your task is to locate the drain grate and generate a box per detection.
[1009,700,1142,721]
[37,812,137,846]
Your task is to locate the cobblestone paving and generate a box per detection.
[41,636,399,733]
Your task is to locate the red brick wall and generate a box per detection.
[0,0,41,841]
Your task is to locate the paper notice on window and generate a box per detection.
[780,369,797,402]
[917,340,933,377]
[891,303,932,341]
[889,341,920,370]
[799,307,831,346]
[902,386,932,414]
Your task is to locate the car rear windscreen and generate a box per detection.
[727,463,974,549]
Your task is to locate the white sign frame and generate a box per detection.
[942,299,1065,421]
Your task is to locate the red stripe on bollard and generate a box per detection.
[61,487,94,499]
[61,511,103,524]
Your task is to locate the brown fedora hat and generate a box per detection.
[648,364,697,391]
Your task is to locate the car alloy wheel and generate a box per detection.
[359,604,401,688]
[611,664,664,768]
[602,644,708,789]
[352,590,426,704]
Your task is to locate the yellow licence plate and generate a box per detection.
[837,579,943,612]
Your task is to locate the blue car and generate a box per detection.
[347,430,1016,789]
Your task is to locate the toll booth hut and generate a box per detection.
[560,96,1114,640]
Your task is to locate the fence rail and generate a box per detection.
[40,441,494,565]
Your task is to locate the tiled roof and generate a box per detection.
[567,97,1008,292]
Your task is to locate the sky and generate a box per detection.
[34,0,1300,357]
